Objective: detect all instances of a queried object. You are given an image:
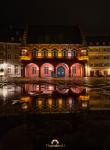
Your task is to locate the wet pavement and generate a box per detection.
[0,78,110,149]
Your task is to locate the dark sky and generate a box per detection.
[0,0,110,35]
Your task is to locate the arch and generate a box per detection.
[71,63,84,77]
[41,48,48,57]
[32,48,38,57]
[62,49,68,58]
[56,63,69,77]
[71,49,77,57]
[52,48,58,57]
[41,63,54,78]
[25,63,39,77]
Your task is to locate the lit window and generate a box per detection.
[62,49,68,57]
[44,67,48,74]
[42,49,48,57]
[52,49,58,57]
[15,65,19,75]
[32,67,36,74]
[22,49,28,56]
[72,67,76,74]
[32,49,38,57]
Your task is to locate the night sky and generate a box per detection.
[0,0,110,35]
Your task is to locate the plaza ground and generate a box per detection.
[0,111,110,150]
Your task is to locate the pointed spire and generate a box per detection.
[22,24,28,46]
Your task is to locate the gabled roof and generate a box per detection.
[26,25,82,44]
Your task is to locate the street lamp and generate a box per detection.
[0,63,7,82]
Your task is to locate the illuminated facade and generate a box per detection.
[83,35,110,77]
[20,25,89,78]
[87,46,110,76]
[20,44,88,78]
[0,42,21,80]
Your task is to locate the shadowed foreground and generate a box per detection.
[0,111,110,150]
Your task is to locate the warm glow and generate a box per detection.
[58,52,62,58]
[82,102,88,108]
[21,103,28,110]
[79,56,89,61]
[38,52,42,58]
[48,98,52,107]
[20,56,31,60]
[68,52,72,58]
[79,95,89,101]
[38,100,43,108]
[48,85,54,90]
[20,96,31,102]
[49,67,53,71]
[58,99,63,105]
[48,52,52,58]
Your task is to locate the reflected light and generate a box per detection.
[79,95,89,101]
[82,102,88,108]
[20,96,31,102]
[58,52,62,58]
[48,85,54,91]
[48,98,52,108]
[38,100,43,108]
[58,99,63,106]
[21,103,28,110]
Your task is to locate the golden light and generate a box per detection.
[38,100,43,108]
[48,98,52,107]
[20,56,31,60]
[82,102,88,108]
[58,99,63,106]
[20,96,31,102]
[79,56,89,61]
[58,52,62,58]
[48,52,52,58]
[38,53,42,58]
[79,95,89,101]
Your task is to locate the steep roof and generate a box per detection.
[26,25,82,44]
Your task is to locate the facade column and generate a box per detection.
[69,66,71,77]
[39,66,41,78]
[83,64,86,77]
[21,63,25,77]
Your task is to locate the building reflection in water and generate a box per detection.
[2,83,110,113]
[0,84,21,101]
[20,84,89,113]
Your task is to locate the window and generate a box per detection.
[22,49,28,56]
[62,49,68,57]
[71,50,77,57]
[52,49,58,57]
[42,49,48,57]
[72,67,76,74]
[32,67,36,74]
[7,54,11,59]
[44,67,48,74]
[15,65,19,75]
[32,49,38,57]
[8,67,11,74]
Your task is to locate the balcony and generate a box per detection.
[78,56,89,61]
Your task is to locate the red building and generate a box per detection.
[20,26,88,78]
